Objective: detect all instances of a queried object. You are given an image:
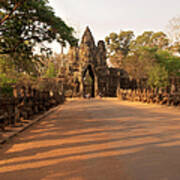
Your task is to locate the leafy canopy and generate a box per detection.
[0,0,78,59]
[105,31,134,57]
[130,31,169,52]
[105,31,134,67]
[147,64,169,88]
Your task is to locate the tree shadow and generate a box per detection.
[1,99,180,179]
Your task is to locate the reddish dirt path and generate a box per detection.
[1,98,180,180]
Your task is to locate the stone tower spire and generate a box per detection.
[97,40,107,66]
[81,26,96,47]
[79,26,97,65]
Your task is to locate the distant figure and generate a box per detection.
[85,93,91,99]
[98,92,103,98]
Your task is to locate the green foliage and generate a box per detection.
[0,55,15,73]
[122,47,155,82]
[0,73,16,96]
[0,0,80,96]
[151,32,169,48]
[105,31,134,66]
[0,54,37,95]
[0,55,17,90]
[0,86,14,96]
[122,46,180,88]
[105,28,180,89]
[0,0,78,61]
[130,31,154,51]
[0,74,16,85]
[155,50,180,77]
[147,64,169,88]
[130,31,169,52]
[105,31,134,56]
[169,42,180,54]
[45,62,57,78]
[105,30,169,68]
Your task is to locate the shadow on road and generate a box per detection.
[1,99,180,179]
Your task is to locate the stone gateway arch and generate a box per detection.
[65,27,129,97]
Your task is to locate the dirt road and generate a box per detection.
[1,99,180,180]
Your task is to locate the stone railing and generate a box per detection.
[117,88,180,107]
[0,86,65,131]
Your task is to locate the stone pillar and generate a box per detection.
[80,77,84,97]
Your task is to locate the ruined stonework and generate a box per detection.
[63,26,128,97]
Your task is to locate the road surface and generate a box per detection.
[1,98,180,180]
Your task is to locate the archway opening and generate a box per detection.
[83,65,95,97]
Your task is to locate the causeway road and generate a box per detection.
[1,98,180,180]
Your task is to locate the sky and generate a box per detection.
[49,0,180,53]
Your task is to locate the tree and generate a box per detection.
[169,41,180,54]
[105,31,134,66]
[150,32,169,49]
[130,31,154,52]
[121,47,156,84]
[0,0,78,61]
[130,31,169,53]
[147,64,169,88]
[155,50,180,77]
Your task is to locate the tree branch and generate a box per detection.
[0,2,20,25]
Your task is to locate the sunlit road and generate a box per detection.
[1,99,180,180]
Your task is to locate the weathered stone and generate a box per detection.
[62,26,128,98]
[0,86,65,130]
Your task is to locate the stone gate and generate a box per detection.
[64,27,129,97]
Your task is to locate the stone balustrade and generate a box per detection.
[0,86,65,131]
[117,88,180,107]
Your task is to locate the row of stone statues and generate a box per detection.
[118,88,180,106]
[0,86,65,131]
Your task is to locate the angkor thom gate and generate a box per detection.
[63,27,131,97]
